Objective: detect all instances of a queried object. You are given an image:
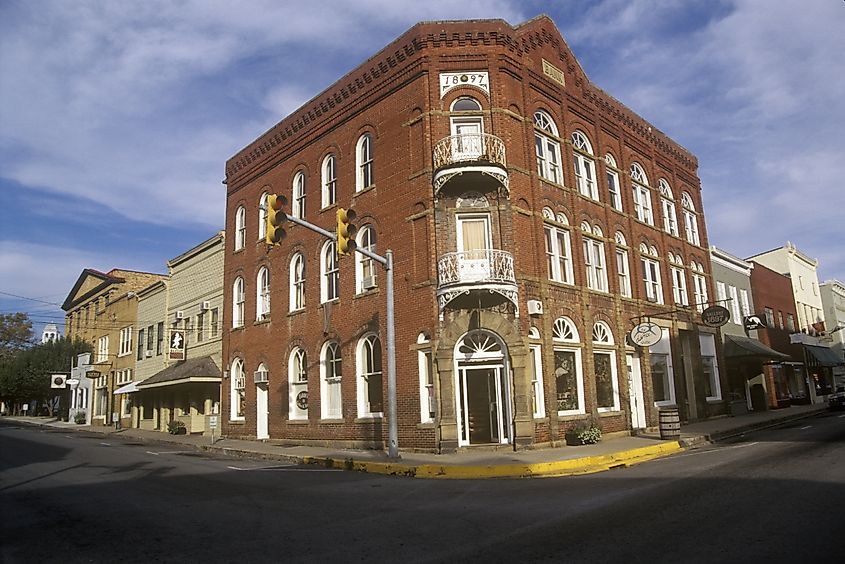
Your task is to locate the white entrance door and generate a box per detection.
[456,214,492,282]
[457,366,510,446]
[627,353,647,430]
[256,384,269,439]
[451,119,483,161]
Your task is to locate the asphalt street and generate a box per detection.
[2,411,844,563]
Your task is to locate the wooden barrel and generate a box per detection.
[659,408,681,440]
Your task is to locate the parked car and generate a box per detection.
[829,386,845,410]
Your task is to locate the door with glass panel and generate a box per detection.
[456,214,492,282]
[451,118,483,161]
[626,353,647,430]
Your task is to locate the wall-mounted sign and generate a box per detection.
[51,374,68,389]
[630,322,663,347]
[169,330,185,361]
[743,315,766,332]
[296,390,308,411]
[701,305,731,327]
[440,71,490,98]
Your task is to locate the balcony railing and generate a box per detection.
[433,133,507,171]
[438,250,515,287]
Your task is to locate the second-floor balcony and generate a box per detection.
[432,133,508,195]
[436,249,519,317]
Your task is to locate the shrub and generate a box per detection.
[566,418,602,445]
[73,411,87,425]
[167,420,187,435]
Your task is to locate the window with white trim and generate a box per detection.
[572,131,598,200]
[669,254,688,306]
[533,111,561,184]
[321,241,339,302]
[232,276,244,328]
[293,171,306,220]
[256,266,270,321]
[740,289,751,319]
[230,358,245,420]
[631,163,654,225]
[553,317,585,416]
[700,334,722,401]
[417,333,435,423]
[681,192,700,246]
[322,154,336,208]
[640,244,663,304]
[118,326,133,357]
[650,328,676,406]
[356,225,377,293]
[356,134,374,191]
[235,205,246,251]
[357,334,383,417]
[116,367,132,385]
[258,192,268,241]
[289,252,305,312]
[605,154,622,211]
[729,285,741,325]
[289,347,308,420]
[615,232,632,298]
[592,322,619,412]
[321,341,342,419]
[691,261,708,311]
[543,208,574,284]
[529,326,546,418]
[582,223,608,292]
[659,179,679,236]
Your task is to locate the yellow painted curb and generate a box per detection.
[302,441,684,479]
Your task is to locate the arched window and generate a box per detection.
[356,225,377,293]
[356,134,374,192]
[322,154,336,208]
[615,231,632,298]
[534,111,561,184]
[357,334,383,417]
[258,192,268,241]
[320,341,342,419]
[631,163,653,225]
[235,205,246,251]
[232,276,244,328]
[528,326,545,418]
[293,171,306,219]
[256,266,270,321]
[289,347,308,420]
[451,97,482,111]
[640,244,663,304]
[417,332,435,423]
[681,192,701,246]
[289,252,305,312]
[582,221,608,292]
[572,131,597,200]
[605,154,622,210]
[543,208,573,284]
[321,241,339,302]
[552,317,584,416]
[659,179,679,236]
[230,358,245,420]
[592,321,619,412]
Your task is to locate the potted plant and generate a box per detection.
[565,418,602,445]
[167,420,187,435]
[73,411,87,425]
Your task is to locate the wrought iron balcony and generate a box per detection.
[432,133,508,194]
[436,249,519,317]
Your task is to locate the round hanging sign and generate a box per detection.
[630,322,663,347]
[701,305,731,327]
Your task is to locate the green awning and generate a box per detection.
[805,345,845,367]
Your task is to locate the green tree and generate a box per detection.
[0,312,34,360]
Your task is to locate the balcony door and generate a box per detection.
[457,214,492,282]
[451,117,483,161]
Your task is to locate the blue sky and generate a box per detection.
[1,0,843,337]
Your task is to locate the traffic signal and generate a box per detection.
[336,207,357,256]
[266,194,288,246]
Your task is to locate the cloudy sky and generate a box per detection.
[1,0,843,336]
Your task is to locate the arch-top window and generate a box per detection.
[631,163,654,226]
[451,97,482,112]
[615,231,632,298]
[293,171,306,219]
[258,192,269,241]
[356,225,377,293]
[592,321,614,344]
[321,241,339,303]
[230,358,245,420]
[232,276,245,328]
[605,153,622,211]
[583,224,608,292]
[457,330,504,361]
[659,178,679,237]
[235,206,246,251]
[543,208,573,284]
[572,131,598,200]
[256,267,270,321]
[552,317,580,343]
[681,192,700,246]
[322,154,336,208]
[289,347,308,420]
[320,341,342,419]
[289,252,305,312]
[552,316,584,416]
[357,334,383,417]
[356,134,374,192]
[417,331,434,423]
[592,321,619,412]
[534,111,561,184]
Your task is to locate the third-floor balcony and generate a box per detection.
[432,133,508,195]
[436,249,519,317]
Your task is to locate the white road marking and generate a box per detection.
[653,441,760,461]
[227,464,337,472]
[799,425,812,430]
[146,450,196,456]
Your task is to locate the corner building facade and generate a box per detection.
[222,17,723,452]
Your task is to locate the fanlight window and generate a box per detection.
[552,317,580,343]
[452,97,482,112]
[592,322,614,344]
[630,163,648,185]
[615,231,627,246]
[457,330,503,360]
[681,192,696,211]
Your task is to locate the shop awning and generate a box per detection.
[136,356,221,390]
[723,334,791,360]
[804,345,845,367]
[114,381,138,395]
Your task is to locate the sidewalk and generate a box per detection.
[3,403,827,479]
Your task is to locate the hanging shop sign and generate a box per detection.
[630,322,663,347]
[701,305,731,327]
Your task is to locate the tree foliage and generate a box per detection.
[0,336,92,415]
[0,312,35,360]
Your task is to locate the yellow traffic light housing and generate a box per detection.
[336,207,357,256]
[265,194,288,246]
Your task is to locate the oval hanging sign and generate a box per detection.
[701,305,731,327]
[630,322,663,347]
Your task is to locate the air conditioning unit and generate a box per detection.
[145,350,153,358]
[175,311,185,319]
[253,370,269,384]
[527,299,544,316]
[201,301,211,311]
[362,276,376,290]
